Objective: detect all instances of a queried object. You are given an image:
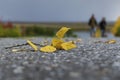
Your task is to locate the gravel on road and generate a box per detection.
[0,37,120,80]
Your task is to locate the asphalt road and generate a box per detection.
[0,37,120,80]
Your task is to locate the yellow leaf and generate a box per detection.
[56,27,70,38]
[51,38,64,49]
[61,41,76,50]
[95,28,101,38]
[27,40,38,51]
[105,40,116,44]
[40,45,56,52]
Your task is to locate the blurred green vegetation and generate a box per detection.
[25,26,56,37]
[0,22,77,37]
[24,25,77,37]
[115,26,120,36]
[0,21,114,37]
[0,24,21,37]
[111,17,120,36]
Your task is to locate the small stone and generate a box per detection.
[11,64,17,68]
[44,66,52,71]
[22,61,29,65]
[45,77,52,80]
[41,55,45,58]
[12,49,19,52]
[13,66,24,74]
[69,72,80,78]
[112,62,120,67]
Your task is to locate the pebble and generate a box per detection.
[69,72,80,78]
[112,62,120,67]
[13,66,24,74]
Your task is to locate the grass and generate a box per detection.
[0,26,21,37]
[0,25,77,37]
[24,25,77,37]
[0,22,114,37]
[13,22,114,32]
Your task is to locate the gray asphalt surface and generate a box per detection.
[0,37,120,80]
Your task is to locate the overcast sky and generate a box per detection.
[0,0,120,22]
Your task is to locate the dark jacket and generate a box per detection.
[88,18,97,28]
[99,20,106,30]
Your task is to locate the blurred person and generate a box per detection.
[88,14,98,37]
[99,17,107,37]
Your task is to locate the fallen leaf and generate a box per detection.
[61,41,76,50]
[51,38,64,49]
[105,40,116,44]
[40,45,56,52]
[27,40,38,51]
[56,27,70,38]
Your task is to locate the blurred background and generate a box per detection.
[0,0,120,38]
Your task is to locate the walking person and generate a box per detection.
[99,17,107,37]
[88,14,98,37]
